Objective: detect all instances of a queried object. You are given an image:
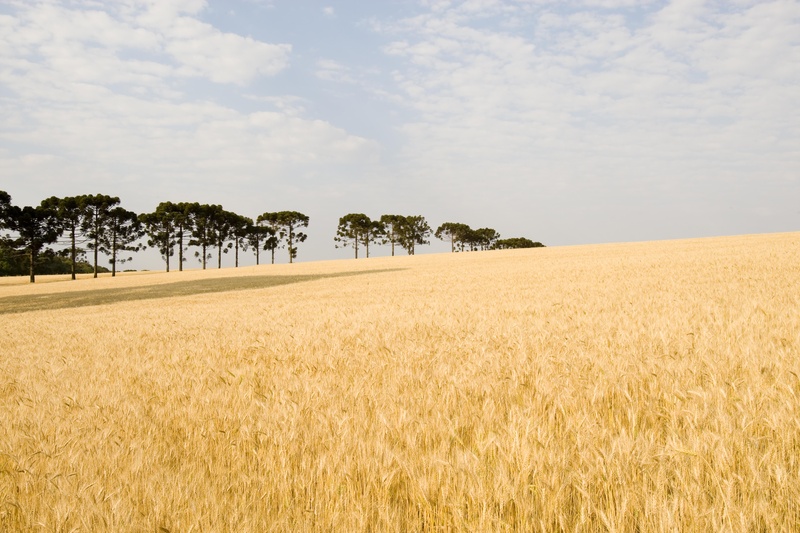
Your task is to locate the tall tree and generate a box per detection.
[0,192,15,276]
[256,212,283,265]
[397,215,431,256]
[379,214,405,257]
[364,219,384,258]
[435,222,472,253]
[189,203,223,269]
[40,195,89,280]
[246,222,276,266]
[139,206,175,272]
[101,207,144,276]
[211,209,236,269]
[274,211,309,263]
[160,201,194,271]
[82,194,121,278]
[0,191,10,226]
[4,201,61,283]
[334,213,372,259]
[474,227,500,251]
[231,214,253,268]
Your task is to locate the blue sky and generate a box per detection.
[1,0,798,267]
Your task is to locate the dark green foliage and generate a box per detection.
[212,207,235,269]
[102,207,145,276]
[3,189,547,273]
[462,227,500,251]
[0,241,107,277]
[256,212,283,265]
[139,204,176,272]
[335,213,383,259]
[3,201,61,282]
[162,202,195,271]
[272,211,309,263]
[0,190,12,229]
[38,194,139,279]
[230,213,252,268]
[494,237,545,249]
[246,221,277,265]
[379,215,405,257]
[436,223,500,252]
[2,191,108,279]
[82,194,121,278]
[188,203,221,269]
[435,222,472,252]
[0,239,20,275]
[40,195,89,280]
[397,215,431,256]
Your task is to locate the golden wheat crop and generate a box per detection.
[1,233,799,531]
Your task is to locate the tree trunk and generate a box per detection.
[70,226,76,280]
[93,237,99,278]
[288,227,294,264]
[111,228,117,277]
[93,215,99,278]
[178,229,184,271]
[29,248,35,283]
[271,247,275,265]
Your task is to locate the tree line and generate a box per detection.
[1,191,543,282]
[334,214,543,259]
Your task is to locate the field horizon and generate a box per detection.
[1,231,799,531]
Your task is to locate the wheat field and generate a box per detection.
[1,233,799,531]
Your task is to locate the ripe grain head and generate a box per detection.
[1,233,799,531]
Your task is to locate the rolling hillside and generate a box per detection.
[1,233,799,531]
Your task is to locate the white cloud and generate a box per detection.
[0,1,291,89]
[361,0,800,243]
[323,6,335,17]
[0,0,379,213]
[316,59,355,83]
[166,16,290,84]
[379,1,800,177]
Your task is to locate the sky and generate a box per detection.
[1,0,798,268]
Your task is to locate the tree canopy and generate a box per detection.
[397,215,431,256]
[3,201,61,282]
[495,237,545,249]
[273,211,309,264]
[2,189,546,281]
[335,213,380,259]
[102,207,145,276]
[379,215,405,257]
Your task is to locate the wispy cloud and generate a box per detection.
[316,59,355,83]
[0,0,379,213]
[376,1,800,216]
[0,0,797,263]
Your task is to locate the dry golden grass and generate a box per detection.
[1,232,799,531]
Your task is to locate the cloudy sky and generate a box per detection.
[1,0,798,267]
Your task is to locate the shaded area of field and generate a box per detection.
[0,269,397,314]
